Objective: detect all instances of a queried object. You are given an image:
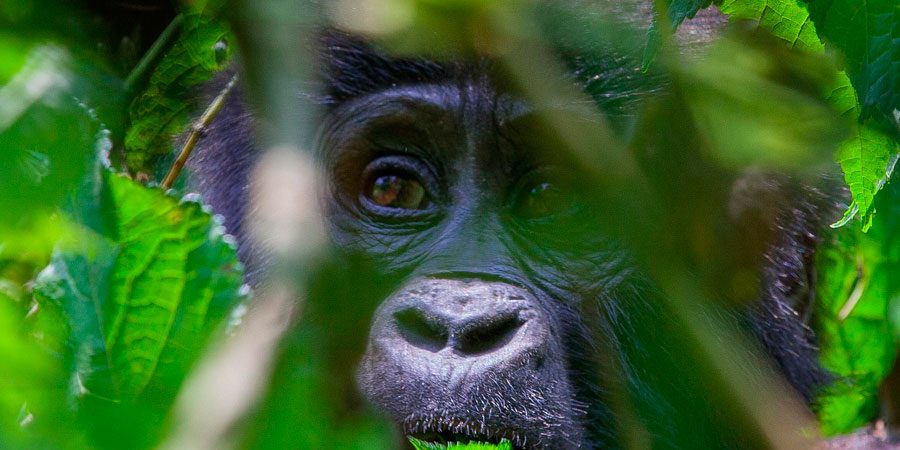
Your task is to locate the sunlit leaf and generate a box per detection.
[833,126,898,230]
[816,172,900,434]
[35,172,247,403]
[717,0,824,52]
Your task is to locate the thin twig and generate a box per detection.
[161,73,238,190]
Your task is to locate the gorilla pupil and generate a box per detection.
[369,173,427,210]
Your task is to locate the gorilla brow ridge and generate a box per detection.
[317,30,455,106]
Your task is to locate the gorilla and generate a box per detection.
[186,3,840,449]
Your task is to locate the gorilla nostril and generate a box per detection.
[394,308,449,352]
[455,315,524,356]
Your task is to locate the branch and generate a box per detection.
[161,73,238,190]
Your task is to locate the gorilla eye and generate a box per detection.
[512,169,579,221]
[367,172,428,210]
[516,181,564,218]
[360,154,437,216]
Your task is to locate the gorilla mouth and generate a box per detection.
[403,415,528,449]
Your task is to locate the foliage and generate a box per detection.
[31,171,246,449]
[1,3,246,448]
[648,0,899,231]
[0,0,898,448]
[650,0,900,434]
[36,171,247,401]
[807,0,899,139]
[815,173,900,434]
[124,13,233,175]
[0,45,120,257]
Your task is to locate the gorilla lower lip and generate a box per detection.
[404,416,529,449]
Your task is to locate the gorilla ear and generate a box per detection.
[728,168,840,400]
[727,169,829,316]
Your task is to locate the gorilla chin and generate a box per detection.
[357,278,587,449]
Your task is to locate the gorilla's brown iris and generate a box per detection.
[368,172,427,210]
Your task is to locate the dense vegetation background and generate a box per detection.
[0,0,898,448]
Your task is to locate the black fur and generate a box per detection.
[187,6,840,448]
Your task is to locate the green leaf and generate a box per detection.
[806,0,899,138]
[833,125,899,230]
[124,13,233,175]
[408,437,513,450]
[0,33,30,83]
[824,60,898,229]
[717,0,825,52]
[35,171,247,403]
[816,171,900,434]
[826,71,861,119]
[715,0,900,228]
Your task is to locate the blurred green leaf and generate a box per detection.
[0,288,68,448]
[237,254,396,450]
[124,14,233,175]
[672,29,844,169]
[0,45,118,251]
[816,172,900,434]
[0,33,30,83]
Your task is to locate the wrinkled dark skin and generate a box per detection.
[188,6,838,449]
[320,79,621,447]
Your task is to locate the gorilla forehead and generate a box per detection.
[318,80,564,188]
[317,27,655,119]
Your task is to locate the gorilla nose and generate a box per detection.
[370,278,550,374]
[393,304,525,356]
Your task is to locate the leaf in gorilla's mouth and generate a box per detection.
[408,436,513,450]
[404,415,527,449]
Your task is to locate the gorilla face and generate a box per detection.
[189,7,834,449]
[318,81,618,447]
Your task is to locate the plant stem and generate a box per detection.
[161,73,238,190]
[125,13,185,93]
